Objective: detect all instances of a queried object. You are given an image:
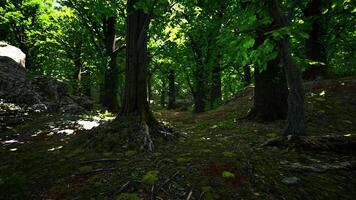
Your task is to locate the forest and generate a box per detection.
[0,0,355,199]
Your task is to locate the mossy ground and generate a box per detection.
[1,77,355,200]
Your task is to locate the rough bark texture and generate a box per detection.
[303,0,328,80]
[120,1,150,119]
[167,69,176,110]
[249,28,288,122]
[267,0,306,135]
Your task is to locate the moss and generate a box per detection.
[116,193,140,200]
[142,170,159,185]
[222,171,235,179]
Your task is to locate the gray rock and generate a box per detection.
[0,42,26,68]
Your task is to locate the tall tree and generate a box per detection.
[267,0,306,135]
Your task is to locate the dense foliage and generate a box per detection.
[1,0,355,110]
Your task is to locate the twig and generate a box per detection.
[80,158,121,164]
[156,171,180,192]
[186,189,193,200]
[74,168,115,176]
[110,181,131,200]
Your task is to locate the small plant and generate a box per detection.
[142,170,159,184]
[222,171,235,179]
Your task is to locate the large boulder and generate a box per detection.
[0,45,91,114]
[0,42,26,68]
[0,56,43,106]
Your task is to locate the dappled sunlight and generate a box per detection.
[47,146,63,151]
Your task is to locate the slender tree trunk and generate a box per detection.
[73,58,82,94]
[303,0,328,80]
[249,28,288,122]
[160,79,166,107]
[267,0,306,135]
[167,69,176,110]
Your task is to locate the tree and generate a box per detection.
[63,0,125,112]
[0,0,59,71]
[267,0,306,135]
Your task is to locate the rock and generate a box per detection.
[282,177,300,185]
[0,45,94,114]
[0,56,43,105]
[0,42,26,68]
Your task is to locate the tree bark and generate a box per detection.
[120,0,152,122]
[167,69,176,110]
[303,0,328,80]
[267,0,306,135]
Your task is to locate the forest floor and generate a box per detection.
[1,77,356,200]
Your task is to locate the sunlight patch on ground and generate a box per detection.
[48,146,63,151]
[76,120,100,130]
[1,139,23,144]
[58,129,75,135]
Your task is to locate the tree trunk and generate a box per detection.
[120,0,151,122]
[249,28,288,122]
[193,63,206,113]
[267,0,306,135]
[160,79,166,107]
[167,69,176,110]
[101,16,119,112]
[303,0,328,80]
[73,58,82,94]
[102,53,119,112]
[210,64,222,108]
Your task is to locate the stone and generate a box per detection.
[0,42,26,67]
[282,177,300,185]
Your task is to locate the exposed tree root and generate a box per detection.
[81,114,176,152]
[263,135,356,153]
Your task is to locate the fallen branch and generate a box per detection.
[263,135,356,153]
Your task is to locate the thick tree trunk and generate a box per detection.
[120,0,151,121]
[167,69,176,110]
[303,0,328,80]
[249,28,288,122]
[210,64,222,108]
[101,16,119,112]
[267,0,306,135]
